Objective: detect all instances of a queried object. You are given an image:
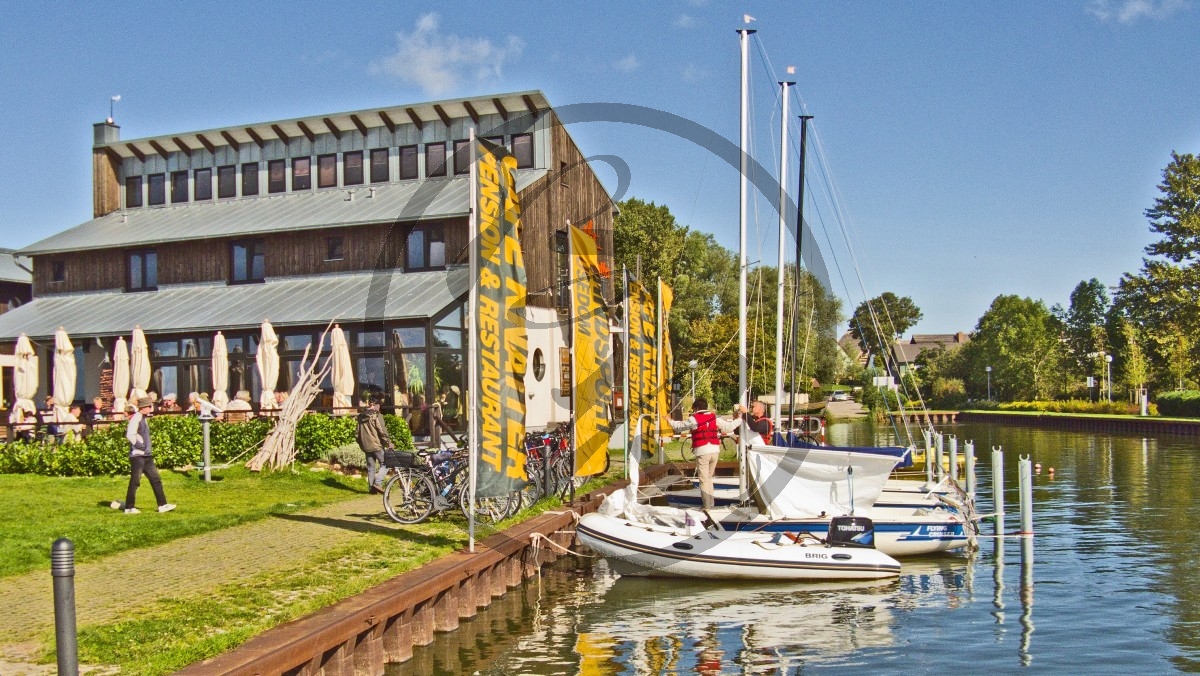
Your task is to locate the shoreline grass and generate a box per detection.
[0,465,365,578]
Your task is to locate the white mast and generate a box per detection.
[738,20,754,496]
[775,75,793,435]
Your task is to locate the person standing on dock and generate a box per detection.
[667,398,742,510]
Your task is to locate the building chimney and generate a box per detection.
[92,122,122,218]
[94,121,120,146]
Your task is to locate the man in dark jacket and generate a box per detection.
[356,399,393,494]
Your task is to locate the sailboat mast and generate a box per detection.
[788,114,812,425]
[738,24,754,493]
[774,78,792,435]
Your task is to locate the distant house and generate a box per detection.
[891,332,970,376]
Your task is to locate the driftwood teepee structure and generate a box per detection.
[246,323,335,472]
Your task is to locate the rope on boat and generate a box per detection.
[530,532,594,559]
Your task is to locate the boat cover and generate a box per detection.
[771,432,914,469]
[746,443,901,519]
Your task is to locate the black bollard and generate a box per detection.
[51,537,79,676]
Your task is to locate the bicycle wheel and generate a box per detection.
[383,469,436,524]
[459,487,514,525]
[520,459,547,508]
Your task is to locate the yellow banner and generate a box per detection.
[570,225,615,476]
[474,137,528,496]
[627,279,657,458]
[657,279,674,438]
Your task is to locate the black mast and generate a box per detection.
[788,115,813,425]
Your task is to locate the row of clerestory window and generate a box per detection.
[122,134,534,209]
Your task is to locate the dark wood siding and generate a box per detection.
[519,111,616,309]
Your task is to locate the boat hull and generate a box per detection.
[576,513,901,581]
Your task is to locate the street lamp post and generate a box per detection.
[688,360,698,401]
[986,366,992,401]
[1105,354,1113,403]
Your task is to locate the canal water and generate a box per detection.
[388,423,1200,674]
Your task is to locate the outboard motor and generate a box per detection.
[828,516,876,548]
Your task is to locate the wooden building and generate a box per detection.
[0,91,616,434]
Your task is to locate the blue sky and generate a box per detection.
[0,1,1197,334]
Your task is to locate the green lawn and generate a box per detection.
[0,465,364,578]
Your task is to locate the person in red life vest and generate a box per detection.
[737,400,773,445]
[668,398,742,509]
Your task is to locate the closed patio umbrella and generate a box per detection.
[112,337,130,414]
[13,333,38,419]
[130,326,150,399]
[257,320,279,410]
[330,324,354,415]
[52,327,75,421]
[212,332,229,408]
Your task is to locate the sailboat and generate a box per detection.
[575,25,909,581]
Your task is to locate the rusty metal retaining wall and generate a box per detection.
[957,411,1200,436]
[176,465,678,676]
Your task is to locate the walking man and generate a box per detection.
[122,397,175,514]
[356,398,393,494]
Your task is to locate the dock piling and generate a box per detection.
[1018,454,1033,536]
[949,435,958,482]
[965,440,976,500]
[992,446,1005,537]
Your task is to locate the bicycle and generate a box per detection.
[381,449,515,525]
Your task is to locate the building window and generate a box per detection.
[217,165,236,198]
[512,133,534,169]
[555,230,569,311]
[268,160,286,193]
[425,143,446,177]
[148,173,165,205]
[171,170,189,203]
[370,148,389,183]
[343,151,363,185]
[51,260,65,283]
[399,145,418,180]
[453,139,470,175]
[125,176,143,208]
[194,168,212,201]
[231,239,265,283]
[326,236,344,261]
[317,154,337,188]
[292,157,311,190]
[127,250,158,291]
[242,162,260,196]
[406,223,445,270]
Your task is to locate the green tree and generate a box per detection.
[1054,278,1111,385]
[1114,152,1200,389]
[964,295,1065,401]
[848,292,923,360]
[1117,319,1149,400]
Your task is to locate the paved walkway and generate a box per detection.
[0,493,389,674]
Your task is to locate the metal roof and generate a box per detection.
[0,267,469,341]
[20,170,546,255]
[0,249,31,283]
[101,91,550,160]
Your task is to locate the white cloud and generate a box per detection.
[674,14,697,28]
[614,54,640,72]
[1086,0,1190,23]
[370,13,525,96]
[682,64,707,82]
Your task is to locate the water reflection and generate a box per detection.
[386,423,1198,674]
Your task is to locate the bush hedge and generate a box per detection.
[1153,391,1200,417]
[0,412,413,477]
[996,399,1157,416]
